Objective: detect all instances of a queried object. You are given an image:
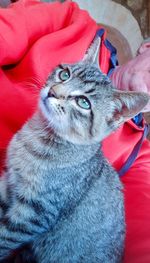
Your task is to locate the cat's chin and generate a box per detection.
[39,98,59,128]
[38,101,68,138]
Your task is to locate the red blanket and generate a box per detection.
[0,1,150,262]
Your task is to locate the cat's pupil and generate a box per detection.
[59,69,70,81]
[76,96,91,110]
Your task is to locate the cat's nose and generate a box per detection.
[48,87,58,98]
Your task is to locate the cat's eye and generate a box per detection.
[76,96,91,110]
[59,68,70,82]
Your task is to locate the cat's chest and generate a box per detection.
[44,163,98,206]
[34,163,101,227]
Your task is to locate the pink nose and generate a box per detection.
[48,87,58,98]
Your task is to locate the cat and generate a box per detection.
[0,37,149,263]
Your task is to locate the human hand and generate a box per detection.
[111,41,150,112]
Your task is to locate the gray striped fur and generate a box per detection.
[0,38,149,262]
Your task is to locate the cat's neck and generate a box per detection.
[22,111,102,168]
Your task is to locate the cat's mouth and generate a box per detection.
[40,92,65,121]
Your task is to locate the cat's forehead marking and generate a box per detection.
[69,64,110,85]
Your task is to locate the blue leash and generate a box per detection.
[118,123,150,177]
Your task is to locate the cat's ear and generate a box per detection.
[108,91,150,126]
[83,37,101,68]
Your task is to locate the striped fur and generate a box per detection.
[0,40,149,262]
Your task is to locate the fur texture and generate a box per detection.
[0,37,149,263]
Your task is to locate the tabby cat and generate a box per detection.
[0,37,149,263]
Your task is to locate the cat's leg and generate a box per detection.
[0,222,33,261]
[0,200,48,261]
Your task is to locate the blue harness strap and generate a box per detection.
[118,123,150,177]
[97,28,118,76]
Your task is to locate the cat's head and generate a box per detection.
[40,37,150,145]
